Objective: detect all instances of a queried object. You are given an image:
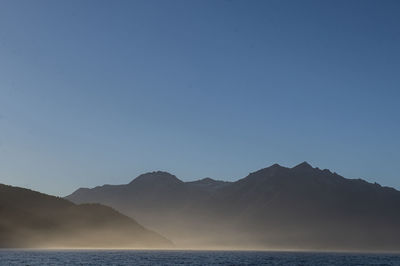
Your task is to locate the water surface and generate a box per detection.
[1,250,399,265]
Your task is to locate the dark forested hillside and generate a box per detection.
[0,184,171,248]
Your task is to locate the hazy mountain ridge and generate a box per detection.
[66,163,400,251]
[0,184,171,248]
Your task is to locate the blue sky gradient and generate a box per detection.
[0,0,399,196]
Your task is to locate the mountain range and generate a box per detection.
[0,184,171,248]
[66,162,400,251]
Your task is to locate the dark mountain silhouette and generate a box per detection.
[66,163,400,251]
[187,177,230,192]
[0,184,171,248]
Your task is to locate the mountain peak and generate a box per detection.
[246,163,288,178]
[129,171,183,185]
[292,161,313,170]
[264,163,289,172]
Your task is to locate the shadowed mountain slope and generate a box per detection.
[0,184,171,248]
[66,163,400,251]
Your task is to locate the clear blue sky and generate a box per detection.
[0,0,399,196]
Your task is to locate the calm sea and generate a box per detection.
[0,250,399,265]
